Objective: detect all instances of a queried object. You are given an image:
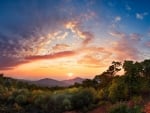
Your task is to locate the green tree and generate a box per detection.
[71,88,95,111]
[94,61,121,89]
[108,77,128,102]
[142,59,150,79]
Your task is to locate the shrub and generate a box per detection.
[71,88,95,111]
[109,103,142,113]
[15,94,27,105]
[62,98,72,110]
[131,96,143,105]
[109,103,130,113]
[108,78,128,102]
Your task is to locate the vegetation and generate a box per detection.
[0,59,150,113]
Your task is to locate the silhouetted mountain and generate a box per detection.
[31,78,67,87]
[62,77,84,86]
[27,77,85,87]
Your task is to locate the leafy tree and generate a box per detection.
[109,103,142,113]
[71,88,95,111]
[15,94,27,105]
[82,79,97,88]
[108,77,128,102]
[62,98,72,110]
[94,61,121,89]
[142,59,150,79]
[123,61,142,96]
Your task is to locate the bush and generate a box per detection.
[109,103,130,113]
[15,94,27,105]
[71,88,95,111]
[109,103,142,113]
[62,98,72,110]
[97,89,108,100]
[131,96,143,105]
[108,78,128,102]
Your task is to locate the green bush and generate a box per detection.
[109,103,142,113]
[62,98,72,110]
[71,88,95,111]
[131,96,143,105]
[15,94,27,105]
[108,77,128,102]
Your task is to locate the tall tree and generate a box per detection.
[142,59,150,79]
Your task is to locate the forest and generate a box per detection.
[0,59,150,113]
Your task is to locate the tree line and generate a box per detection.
[0,59,150,113]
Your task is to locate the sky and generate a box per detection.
[0,0,150,80]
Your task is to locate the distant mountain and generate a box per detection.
[31,78,66,87]
[27,77,85,87]
[62,77,84,86]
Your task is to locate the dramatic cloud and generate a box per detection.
[52,44,70,51]
[78,55,102,67]
[109,31,125,38]
[0,0,149,78]
[81,32,94,46]
[109,31,142,60]
[0,1,96,70]
[0,56,29,70]
[25,51,77,61]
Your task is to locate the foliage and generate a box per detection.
[109,103,142,113]
[0,59,150,113]
[108,77,128,102]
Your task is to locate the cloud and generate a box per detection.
[0,1,85,70]
[109,31,142,60]
[129,33,142,41]
[52,44,70,51]
[136,12,148,20]
[145,41,150,47]
[115,16,121,22]
[0,56,29,70]
[25,51,77,61]
[65,21,91,40]
[56,32,68,40]
[78,55,102,67]
[81,32,94,46]
[125,5,131,11]
[65,21,95,46]
[65,21,85,38]
[77,47,112,68]
[109,31,125,38]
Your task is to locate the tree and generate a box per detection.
[123,61,141,96]
[82,79,97,88]
[94,61,121,89]
[71,88,95,111]
[142,60,150,79]
[108,77,128,102]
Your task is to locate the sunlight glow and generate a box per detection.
[67,72,74,77]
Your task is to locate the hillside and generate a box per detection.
[0,60,150,113]
[25,77,85,87]
[62,77,84,86]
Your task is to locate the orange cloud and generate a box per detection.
[0,56,30,70]
[78,55,101,67]
[109,31,141,61]
[52,44,70,51]
[81,32,94,46]
[65,21,94,46]
[25,51,77,61]
[109,31,125,38]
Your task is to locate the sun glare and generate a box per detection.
[67,72,74,77]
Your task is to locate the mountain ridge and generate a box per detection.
[25,77,85,87]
